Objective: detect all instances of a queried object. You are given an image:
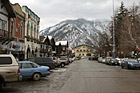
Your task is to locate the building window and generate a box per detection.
[83,54,84,56]
[34,25,36,38]
[2,21,7,31]
[31,23,33,38]
[20,23,23,38]
[80,50,82,52]
[40,45,42,49]
[27,22,29,36]
[79,54,81,56]
[0,19,2,29]
[77,50,79,52]
[83,50,85,52]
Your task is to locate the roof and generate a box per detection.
[12,3,25,17]
[39,36,45,42]
[2,0,16,18]
[48,36,52,40]
[74,44,93,48]
[22,5,40,20]
[41,36,51,43]
[55,41,68,46]
[44,36,52,40]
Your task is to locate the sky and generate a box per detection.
[10,0,140,31]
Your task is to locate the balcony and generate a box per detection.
[19,38,24,42]
[37,39,40,44]
[25,35,30,41]
[34,39,38,43]
[0,29,13,44]
[40,49,48,53]
[31,37,33,42]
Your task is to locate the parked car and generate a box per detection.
[105,57,113,65]
[98,57,103,63]
[120,58,128,66]
[88,56,93,60]
[0,54,21,89]
[121,59,140,69]
[18,61,50,81]
[52,57,59,67]
[52,57,67,67]
[101,58,106,64]
[26,57,55,69]
[75,56,81,60]
[59,57,69,66]
[71,57,76,62]
[69,58,73,63]
[92,55,99,60]
[116,58,122,66]
[108,58,119,66]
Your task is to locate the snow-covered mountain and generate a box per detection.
[40,18,111,47]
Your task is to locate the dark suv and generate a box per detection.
[26,57,55,69]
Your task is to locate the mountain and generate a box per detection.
[40,18,111,48]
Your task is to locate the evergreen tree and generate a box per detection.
[114,2,128,56]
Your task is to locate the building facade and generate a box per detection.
[22,6,40,59]
[55,41,68,57]
[74,45,94,57]
[0,0,16,54]
[8,3,25,61]
[40,36,55,57]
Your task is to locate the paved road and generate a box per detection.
[2,58,140,93]
[58,59,140,93]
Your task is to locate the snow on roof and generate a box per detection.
[48,36,52,40]
[42,37,47,42]
[55,41,68,46]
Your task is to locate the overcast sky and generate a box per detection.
[10,0,139,30]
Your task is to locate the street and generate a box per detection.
[2,58,140,93]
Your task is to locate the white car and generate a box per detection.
[0,54,21,89]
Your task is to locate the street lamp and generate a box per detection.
[112,0,115,59]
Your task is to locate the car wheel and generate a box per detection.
[32,73,41,81]
[61,63,65,67]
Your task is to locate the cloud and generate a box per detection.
[10,0,140,30]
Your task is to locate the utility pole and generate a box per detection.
[113,0,115,59]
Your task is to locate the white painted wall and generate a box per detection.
[22,6,40,59]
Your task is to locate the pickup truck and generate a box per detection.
[0,54,21,89]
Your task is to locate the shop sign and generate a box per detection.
[13,42,20,51]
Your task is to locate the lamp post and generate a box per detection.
[112,0,115,59]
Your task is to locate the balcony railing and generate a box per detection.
[31,37,33,42]
[25,34,30,41]
[0,29,13,40]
